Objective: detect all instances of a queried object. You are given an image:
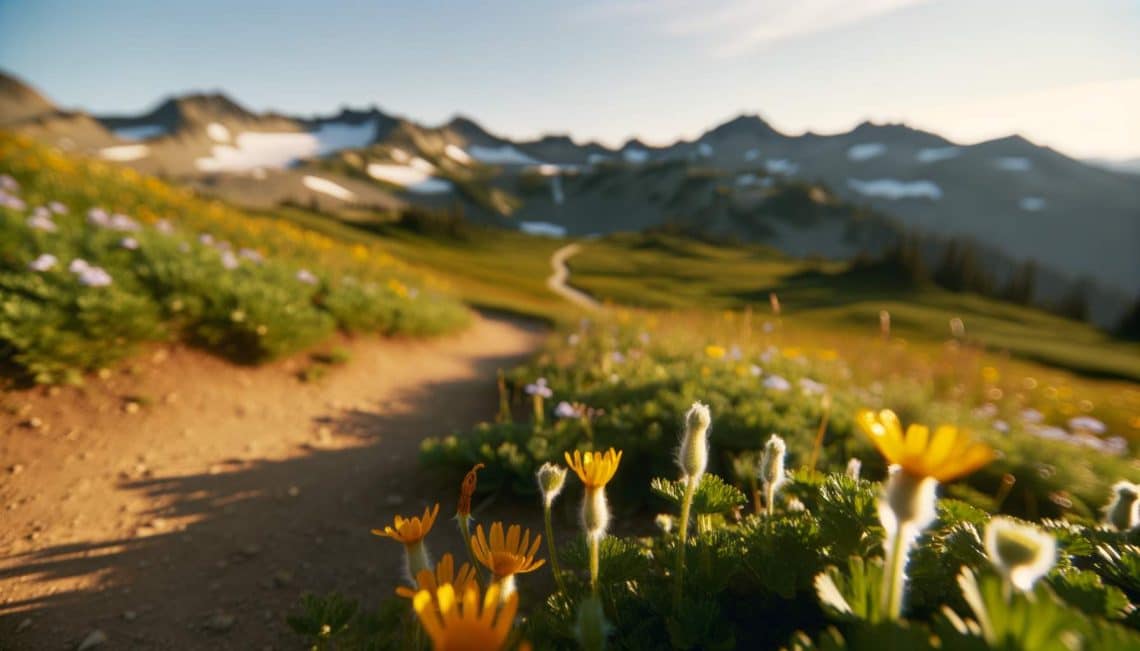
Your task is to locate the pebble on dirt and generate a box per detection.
[203,612,236,632]
[77,629,107,650]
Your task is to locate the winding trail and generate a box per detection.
[547,243,601,311]
[0,314,544,649]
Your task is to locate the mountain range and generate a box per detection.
[1,70,1137,323]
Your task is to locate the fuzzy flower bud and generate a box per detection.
[536,462,568,509]
[678,402,711,481]
[881,465,938,534]
[845,458,862,481]
[984,517,1056,592]
[1104,481,1140,531]
[760,434,787,492]
[582,485,610,540]
[456,463,484,520]
[759,434,788,516]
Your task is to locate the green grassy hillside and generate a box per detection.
[0,132,469,383]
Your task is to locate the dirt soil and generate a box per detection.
[0,313,546,650]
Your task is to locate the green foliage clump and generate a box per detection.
[422,317,1138,517]
[0,133,469,383]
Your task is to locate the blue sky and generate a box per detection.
[1,0,1137,158]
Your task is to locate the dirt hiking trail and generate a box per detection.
[0,313,545,650]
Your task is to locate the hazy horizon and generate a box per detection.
[2,0,1137,160]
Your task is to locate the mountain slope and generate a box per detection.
[2,71,1136,303]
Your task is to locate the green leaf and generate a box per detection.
[650,474,747,517]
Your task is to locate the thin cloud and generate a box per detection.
[579,0,928,58]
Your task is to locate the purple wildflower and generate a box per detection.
[27,214,57,232]
[798,378,826,395]
[76,265,113,287]
[0,192,26,210]
[155,219,174,234]
[120,237,140,250]
[0,174,17,191]
[48,201,67,215]
[28,253,58,271]
[296,269,318,285]
[554,401,581,419]
[525,378,553,398]
[87,208,110,227]
[763,375,791,392]
[221,251,239,270]
[1068,416,1106,435]
[108,214,140,231]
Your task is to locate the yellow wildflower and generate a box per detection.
[372,503,440,545]
[471,522,545,579]
[395,553,477,599]
[413,582,517,651]
[855,409,993,482]
[565,448,623,490]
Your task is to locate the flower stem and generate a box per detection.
[765,483,777,518]
[543,504,568,594]
[457,517,481,585]
[806,397,831,475]
[673,475,698,610]
[496,369,511,424]
[406,540,431,581]
[884,523,909,620]
[588,535,600,595]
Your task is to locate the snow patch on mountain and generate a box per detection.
[366,163,451,194]
[587,153,612,165]
[409,157,436,173]
[196,133,314,172]
[847,143,886,161]
[744,148,760,161]
[207,122,231,143]
[697,142,714,157]
[469,144,539,165]
[302,175,356,201]
[100,144,151,161]
[995,157,1032,172]
[519,221,566,237]
[194,121,377,172]
[623,148,649,164]
[916,146,960,163]
[766,159,798,175]
[445,144,472,164]
[1019,196,1046,211]
[848,178,942,200]
[111,124,167,141]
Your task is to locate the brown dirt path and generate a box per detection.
[0,313,545,650]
